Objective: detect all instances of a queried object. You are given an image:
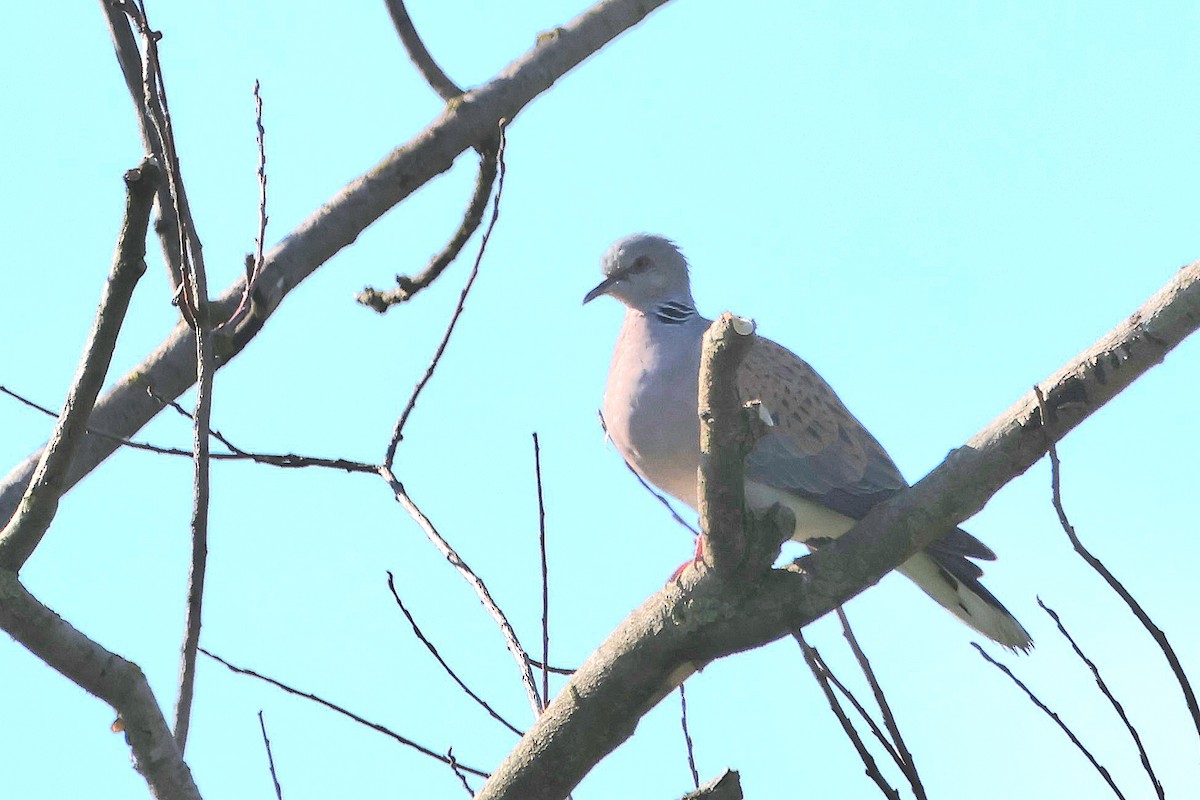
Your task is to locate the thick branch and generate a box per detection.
[475,259,1200,800]
[0,570,200,799]
[0,160,158,570]
[696,313,772,574]
[0,0,675,529]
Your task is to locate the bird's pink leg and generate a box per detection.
[669,536,706,582]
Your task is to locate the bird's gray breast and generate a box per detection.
[601,315,706,507]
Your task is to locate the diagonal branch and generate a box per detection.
[1035,385,1200,748]
[0,0,677,531]
[386,572,524,736]
[795,632,900,800]
[474,258,1200,800]
[1039,598,1164,799]
[382,471,543,718]
[0,159,158,570]
[837,607,926,799]
[972,643,1126,799]
[200,647,489,778]
[0,570,200,799]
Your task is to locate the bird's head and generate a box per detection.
[583,233,694,312]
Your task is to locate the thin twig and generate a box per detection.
[258,710,284,800]
[0,160,158,570]
[971,643,1126,799]
[1035,385,1200,747]
[525,658,575,676]
[794,632,900,800]
[386,572,524,735]
[142,383,379,472]
[252,79,268,278]
[3,383,377,470]
[1039,598,1164,799]
[837,608,926,799]
[225,78,270,333]
[383,124,507,468]
[446,748,475,797]
[533,432,550,709]
[383,0,463,101]
[810,649,904,770]
[680,684,700,790]
[381,470,543,718]
[200,647,489,778]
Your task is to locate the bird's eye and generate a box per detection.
[630,255,651,272]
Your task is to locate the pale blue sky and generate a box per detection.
[2,2,1198,798]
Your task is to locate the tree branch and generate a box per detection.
[0,570,200,799]
[474,258,1200,800]
[0,159,158,570]
[356,144,499,312]
[795,632,900,800]
[0,0,676,530]
[383,0,464,102]
[1035,384,1200,747]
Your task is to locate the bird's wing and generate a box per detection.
[736,336,907,519]
[737,337,998,561]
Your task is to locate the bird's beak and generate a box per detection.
[582,276,618,305]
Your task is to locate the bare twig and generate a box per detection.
[0,160,158,570]
[381,470,543,717]
[533,432,551,709]
[795,632,900,800]
[200,647,489,778]
[383,123,508,468]
[837,608,925,799]
[386,572,524,735]
[446,748,475,797]
[4,383,380,471]
[0,570,200,798]
[1034,386,1200,747]
[972,643,1126,798]
[679,684,700,789]
[225,78,270,332]
[1039,598,1164,799]
[525,658,575,676]
[809,648,903,769]
[253,80,268,273]
[144,385,380,472]
[358,143,499,312]
[383,0,463,101]
[258,710,284,800]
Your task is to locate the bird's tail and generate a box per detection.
[897,547,1032,652]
